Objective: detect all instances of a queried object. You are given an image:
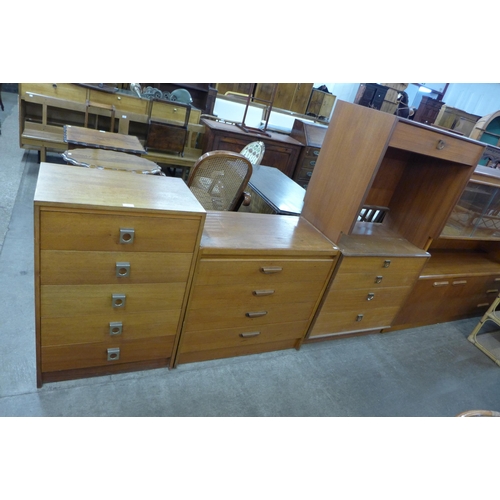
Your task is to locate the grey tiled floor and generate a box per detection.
[1,90,499,417]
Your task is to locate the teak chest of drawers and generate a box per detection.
[34,163,205,386]
[175,212,339,365]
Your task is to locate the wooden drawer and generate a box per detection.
[194,258,333,286]
[181,320,308,353]
[389,121,484,165]
[40,211,200,253]
[321,285,412,312]
[188,280,327,310]
[331,256,425,289]
[184,301,317,331]
[41,310,178,346]
[310,305,401,337]
[41,283,186,317]
[41,336,174,372]
[88,89,150,116]
[41,250,193,285]
[303,146,321,159]
[22,83,88,103]
[295,166,314,184]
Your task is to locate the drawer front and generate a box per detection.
[184,301,317,331]
[331,256,425,289]
[304,146,321,159]
[188,280,327,309]
[88,89,149,115]
[181,320,308,353]
[310,305,401,337]
[40,211,201,253]
[41,310,178,346]
[194,259,333,286]
[22,83,87,103]
[295,166,314,184]
[390,122,484,165]
[41,283,186,317]
[41,250,193,285]
[322,285,412,313]
[41,336,174,372]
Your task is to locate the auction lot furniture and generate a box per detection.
[34,163,205,386]
[175,211,339,365]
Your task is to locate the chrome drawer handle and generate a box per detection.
[116,262,131,278]
[119,228,135,244]
[375,276,383,284]
[383,260,391,268]
[367,293,375,301]
[495,278,500,282]
[245,311,267,318]
[260,267,283,274]
[309,160,316,166]
[487,289,499,294]
[240,331,261,338]
[107,347,120,361]
[433,281,449,287]
[253,290,275,296]
[437,140,446,150]
[477,303,490,308]
[356,314,364,322]
[306,171,312,177]
[109,322,123,336]
[452,280,467,286]
[112,293,126,308]
[313,150,319,156]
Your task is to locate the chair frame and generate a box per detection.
[187,150,253,211]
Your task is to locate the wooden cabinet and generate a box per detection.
[306,89,336,120]
[34,163,205,386]
[200,118,303,178]
[289,119,328,188]
[393,165,500,329]
[354,83,389,110]
[301,101,485,339]
[413,96,443,125]
[175,212,339,364]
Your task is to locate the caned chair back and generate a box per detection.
[240,141,265,165]
[187,151,253,211]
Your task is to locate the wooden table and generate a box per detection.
[239,164,306,216]
[201,119,304,178]
[63,125,146,155]
[62,148,163,175]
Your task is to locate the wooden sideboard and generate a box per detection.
[200,118,304,178]
[34,163,205,386]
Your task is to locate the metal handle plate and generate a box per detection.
[437,140,446,150]
[107,347,120,361]
[375,276,383,284]
[112,293,126,308]
[109,322,123,336]
[119,228,135,244]
[245,311,268,318]
[383,260,391,268]
[433,281,449,287]
[452,280,467,286]
[356,314,364,322]
[115,262,131,278]
[367,293,375,301]
[487,289,499,294]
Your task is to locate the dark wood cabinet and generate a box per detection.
[354,83,389,110]
[201,119,303,178]
[413,96,443,125]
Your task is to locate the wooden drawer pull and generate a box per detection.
[107,347,120,361]
[115,262,131,278]
[245,311,267,318]
[486,289,499,294]
[260,267,283,274]
[452,280,467,286]
[433,281,449,287]
[119,228,135,244]
[240,331,261,338]
[109,322,123,336]
[253,289,275,296]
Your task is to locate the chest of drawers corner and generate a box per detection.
[174,212,339,365]
[34,163,205,387]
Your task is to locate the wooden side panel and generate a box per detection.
[301,101,396,243]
